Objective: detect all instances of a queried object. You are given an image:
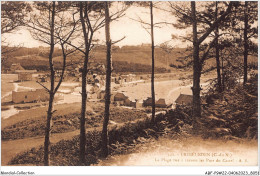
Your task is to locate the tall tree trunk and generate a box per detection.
[101,1,112,158]
[221,55,225,91]
[44,1,55,166]
[215,1,222,93]
[191,1,201,133]
[150,1,156,124]
[79,2,88,165]
[243,1,248,85]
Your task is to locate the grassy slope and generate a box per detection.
[1,103,81,129]
[2,102,148,140]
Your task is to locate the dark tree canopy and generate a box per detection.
[1,2,31,34]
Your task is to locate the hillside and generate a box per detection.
[92,46,187,68]
[2,45,186,74]
[2,45,257,75]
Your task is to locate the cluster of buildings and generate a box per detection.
[111,74,138,84]
[12,89,49,104]
[93,91,168,109]
[9,63,37,82]
[174,94,193,107]
[9,63,64,104]
[94,91,194,109]
[9,63,195,110]
[12,88,64,104]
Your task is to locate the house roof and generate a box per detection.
[15,70,37,73]
[156,98,166,105]
[144,97,152,103]
[175,94,193,105]
[114,92,127,98]
[10,63,24,71]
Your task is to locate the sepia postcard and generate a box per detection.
[1,1,259,175]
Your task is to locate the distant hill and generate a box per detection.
[2,45,257,74]
[92,46,187,68]
[2,45,187,74]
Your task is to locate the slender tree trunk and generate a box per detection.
[243,1,248,85]
[191,1,201,133]
[44,1,55,166]
[150,1,156,124]
[44,93,54,166]
[79,2,88,165]
[215,1,222,93]
[101,1,112,158]
[221,55,225,91]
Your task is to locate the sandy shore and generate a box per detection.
[117,79,209,104]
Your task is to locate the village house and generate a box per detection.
[174,94,208,109]
[10,63,24,73]
[124,97,134,107]
[174,94,193,107]
[155,98,167,108]
[12,89,64,104]
[113,92,128,102]
[135,100,143,108]
[115,100,125,106]
[8,63,36,81]
[143,97,153,107]
[124,97,142,108]
[12,89,49,104]
[124,98,132,107]
[15,70,37,82]
[143,97,167,108]
[18,72,33,81]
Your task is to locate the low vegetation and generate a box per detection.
[201,73,258,139]
[2,103,147,140]
[9,117,158,165]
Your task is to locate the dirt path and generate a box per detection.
[2,121,123,166]
[166,82,209,101]
[2,125,108,165]
[1,129,81,165]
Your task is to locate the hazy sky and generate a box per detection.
[2,2,189,48]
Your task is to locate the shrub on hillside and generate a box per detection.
[9,116,160,166]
